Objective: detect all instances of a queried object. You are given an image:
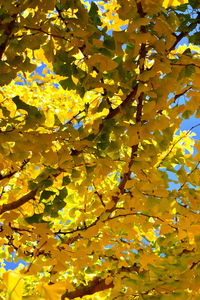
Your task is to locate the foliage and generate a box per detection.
[0,0,200,299]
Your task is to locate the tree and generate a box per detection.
[0,0,200,298]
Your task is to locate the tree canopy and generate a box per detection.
[0,0,200,299]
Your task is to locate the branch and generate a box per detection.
[23,26,68,41]
[157,123,200,168]
[190,260,200,270]
[135,1,146,18]
[55,5,70,32]
[103,85,139,122]
[169,13,200,53]
[0,189,37,216]
[94,190,105,207]
[178,161,200,192]
[116,2,147,195]
[172,87,191,104]
[117,83,145,194]
[0,167,67,216]
[61,264,139,299]
[0,159,29,182]
[108,211,176,229]
[97,1,146,132]
[170,63,200,70]
[24,240,47,274]
[57,206,177,238]
[169,31,188,52]
[61,277,113,299]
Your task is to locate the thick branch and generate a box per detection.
[61,264,139,299]
[135,1,146,18]
[169,12,200,52]
[96,84,139,139]
[117,1,146,194]
[104,86,138,121]
[169,31,188,52]
[0,169,18,181]
[0,189,37,216]
[117,77,145,194]
[61,277,113,300]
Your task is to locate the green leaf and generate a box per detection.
[28,181,38,190]
[39,179,53,189]
[40,190,55,200]
[56,50,74,63]
[54,62,72,76]
[0,71,17,86]
[97,133,109,150]
[176,3,188,11]
[103,36,115,50]
[59,187,68,199]
[98,47,113,57]
[25,213,45,224]
[114,57,123,66]
[0,105,10,117]
[89,2,102,26]
[59,77,76,90]
[86,165,96,174]
[182,110,192,119]
[53,187,68,210]
[72,169,80,178]
[54,114,63,126]
[185,65,195,77]
[85,133,96,141]
[189,0,200,9]
[12,96,43,120]
[62,176,71,186]
[189,32,200,44]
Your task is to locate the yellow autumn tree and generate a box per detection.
[0,0,200,299]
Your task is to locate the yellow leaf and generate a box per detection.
[127,124,140,146]
[3,271,23,300]
[42,281,67,300]
[162,0,188,8]
[105,276,113,285]
[125,179,136,189]
[143,101,156,116]
[190,224,200,235]
[82,223,102,238]
[87,54,118,72]
[146,229,156,241]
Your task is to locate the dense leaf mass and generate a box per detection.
[0,0,200,299]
